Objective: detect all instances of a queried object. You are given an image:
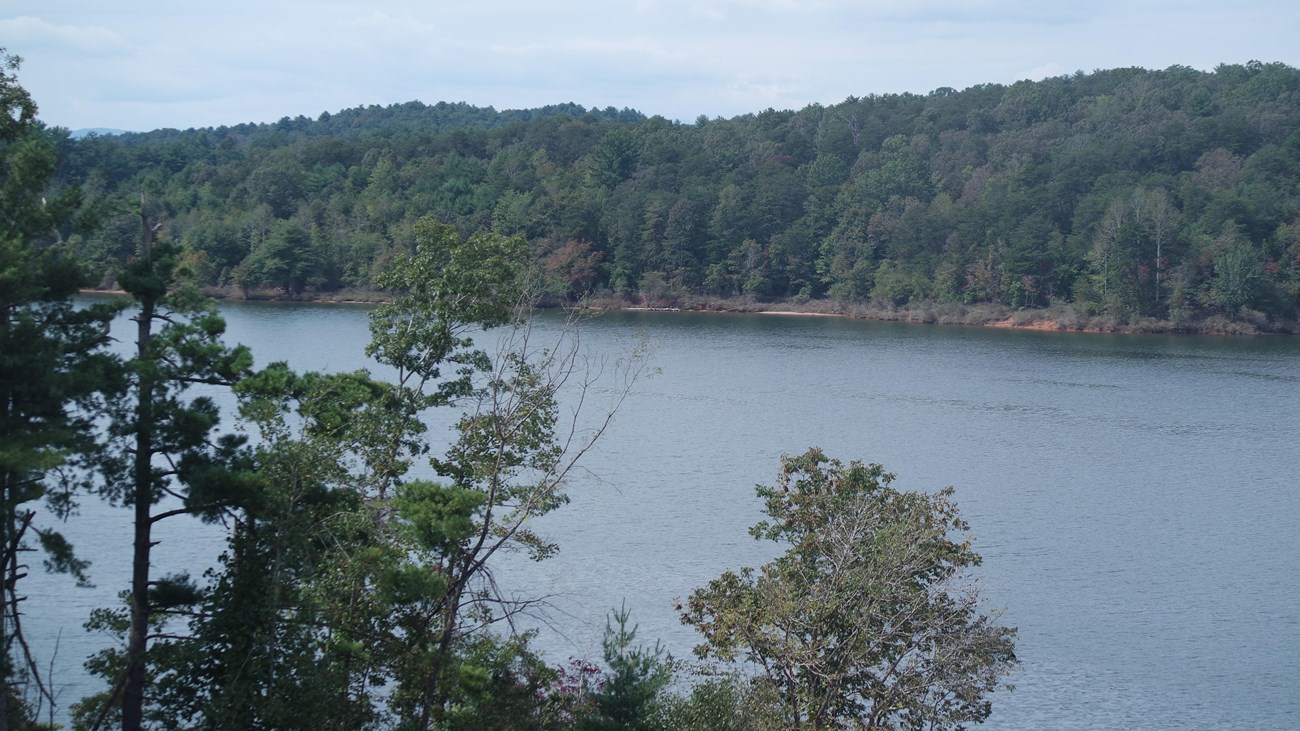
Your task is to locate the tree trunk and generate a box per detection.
[122,217,158,731]
[418,581,464,731]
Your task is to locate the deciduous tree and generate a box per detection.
[681,448,1017,730]
[116,217,646,730]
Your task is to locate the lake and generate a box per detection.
[29,300,1300,729]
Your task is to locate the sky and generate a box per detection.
[4,0,1299,133]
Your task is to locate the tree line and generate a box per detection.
[48,60,1300,331]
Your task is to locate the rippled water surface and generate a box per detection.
[30,302,1300,729]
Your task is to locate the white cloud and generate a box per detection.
[1016,63,1068,83]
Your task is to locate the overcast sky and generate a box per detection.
[5,0,1298,133]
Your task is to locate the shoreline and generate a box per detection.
[80,288,1296,336]
[596,301,1293,336]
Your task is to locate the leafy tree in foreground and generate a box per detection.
[656,671,784,731]
[98,217,647,729]
[364,221,644,728]
[681,448,1017,730]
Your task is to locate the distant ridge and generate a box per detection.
[69,128,130,139]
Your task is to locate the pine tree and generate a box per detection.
[81,211,252,731]
[0,47,119,729]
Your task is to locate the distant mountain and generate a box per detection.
[69,127,131,139]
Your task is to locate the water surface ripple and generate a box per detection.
[30,303,1299,730]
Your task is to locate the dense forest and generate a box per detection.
[51,61,1300,332]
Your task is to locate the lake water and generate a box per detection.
[29,301,1300,729]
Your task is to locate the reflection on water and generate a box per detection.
[30,302,1300,729]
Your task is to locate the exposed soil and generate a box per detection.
[81,288,1296,336]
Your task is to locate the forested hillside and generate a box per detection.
[57,62,1300,329]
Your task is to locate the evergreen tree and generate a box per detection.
[583,603,671,731]
[0,48,119,729]
[79,210,253,731]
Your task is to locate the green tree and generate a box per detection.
[139,366,393,730]
[385,318,632,729]
[0,48,119,729]
[235,219,321,294]
[362,218,531,501]
[129,218,645,730]
[861,135,932,205]
[584,128,639,190]
[681,448,1017,730]
[1087,197,1137,313]
[244,158,306,219]
[582,603,671,731]
[1208,224,1263,312]
[362,219,646,729]
[0,52,35,141]
[657,672,784,731]
[83,213,253,731]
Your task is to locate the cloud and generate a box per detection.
[0,15,126,52]
[1016,63,1068,82]
[723,78,800,107]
